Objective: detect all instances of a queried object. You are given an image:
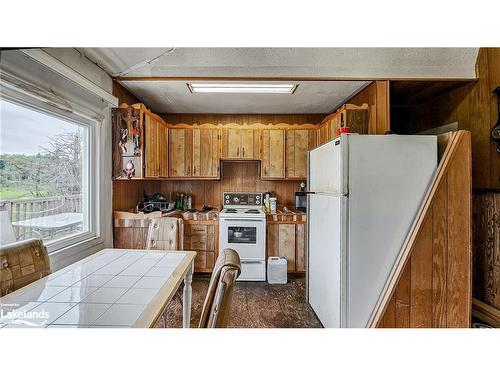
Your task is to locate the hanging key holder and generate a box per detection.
[492,87,500,153]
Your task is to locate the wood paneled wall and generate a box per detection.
[113,81,142,105]
[113,162,302,212]
[390,49,500,190]
[162,113,325,126]
[375,131,472,328]
[473,192,500,310]
[346,81,390,134]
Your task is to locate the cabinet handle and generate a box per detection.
[193,166,196,175]
[264,167,267,175]
[187,167,190,175]
[242,147,245,157]
[237,147,240,157]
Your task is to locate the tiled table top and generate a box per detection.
[0,249,196,328]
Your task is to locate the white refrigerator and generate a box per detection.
[307,134,437,328]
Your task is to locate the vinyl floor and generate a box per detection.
[162,275,322,328]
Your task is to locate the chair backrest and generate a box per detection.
[145,217,184,251]
[0,239,51,297]
[198,248,241,328]
[0,211,16,245]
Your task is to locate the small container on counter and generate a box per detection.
[269,197,277,213]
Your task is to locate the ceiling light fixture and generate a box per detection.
[188,83,297,94]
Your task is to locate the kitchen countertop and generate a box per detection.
[266,208,306,222]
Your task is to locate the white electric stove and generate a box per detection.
[219,192,266,281]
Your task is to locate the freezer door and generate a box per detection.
[308,136,347,194]
[307,193,346,328]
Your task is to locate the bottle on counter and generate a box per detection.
[265,193,270,213]
[187,195,192,210]
[179,193,184,210]
[175,194,180,209]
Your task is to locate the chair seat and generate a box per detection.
[0,239,51,297]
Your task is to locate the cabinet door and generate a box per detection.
[144,114,159,177]
[192,128,220,178]
[318,123,328,146]
[295,223,306,272]
[240,129,255,159]
[286,129,313,179]
[266,223,296,271]
[261,129,285,179]
[158,122,169,178]
[169,128,192,177]
[226,128,241,158]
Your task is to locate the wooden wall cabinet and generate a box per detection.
[222,128,259,159]
[183,221,219,273]
[144,114,157,178]
[169,127,220,179]
[260,129,285,179]
[158,120,169,178]
[267,221,307,272]
[192,128,220,178]
[286,129,315,179]
[169,128,193,178]
[316,104,369,146]
[145,115,169,178]
[112,103,168,179]
[112,104,145,179]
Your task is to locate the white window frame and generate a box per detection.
[0,92,102,253]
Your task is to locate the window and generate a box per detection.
[0,98,92,250]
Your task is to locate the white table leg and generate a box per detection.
[182,262,194,328]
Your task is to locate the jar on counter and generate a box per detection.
[269,197,277,214]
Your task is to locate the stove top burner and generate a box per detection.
[245,209,260,214]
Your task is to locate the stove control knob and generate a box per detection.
[233,197,240,204]
[225,200,229,204]
[225,195,230,199]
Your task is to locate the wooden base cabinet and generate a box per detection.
[266,222,307,272]
[183,221,219,273]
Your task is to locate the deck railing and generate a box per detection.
[0,195,82,238]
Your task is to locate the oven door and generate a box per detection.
[219,218,265,260]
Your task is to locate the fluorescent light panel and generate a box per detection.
[188,83,297,94]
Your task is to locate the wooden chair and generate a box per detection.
[146,217,184,324]
[145,217,184,250]
[0,239,51,297]
[198,248,241,328]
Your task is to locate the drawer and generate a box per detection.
[190,235,208,250]
[190,225,207,235]
[239,260,266,281]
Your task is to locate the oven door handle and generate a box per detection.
[221,219,264,222]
